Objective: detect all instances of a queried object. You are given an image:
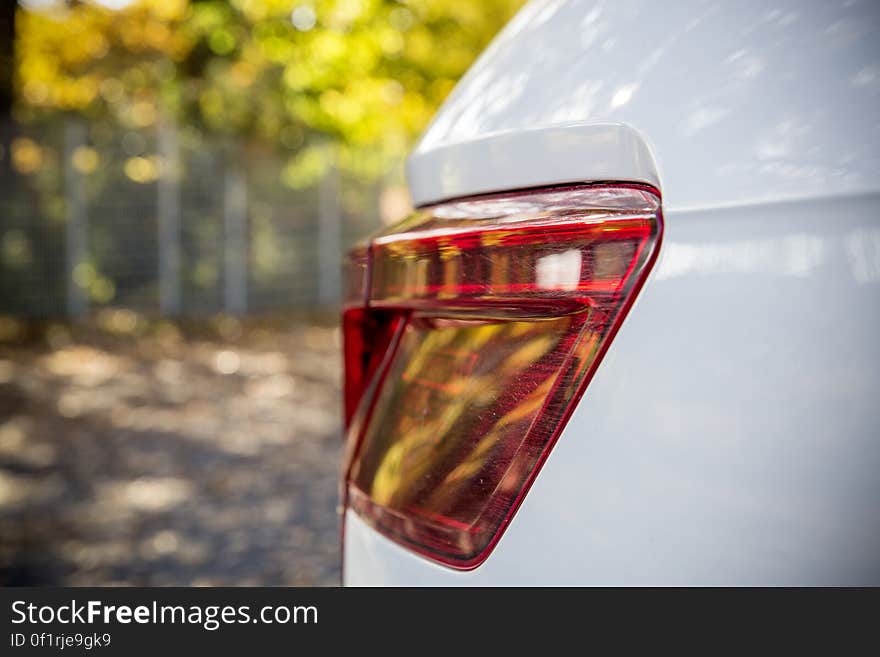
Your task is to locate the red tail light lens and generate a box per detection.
[342,185,662,568]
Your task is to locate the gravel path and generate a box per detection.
[0,314,342,586]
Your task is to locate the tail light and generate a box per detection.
[342,184,662,569]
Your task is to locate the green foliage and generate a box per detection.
[15,0,525,182]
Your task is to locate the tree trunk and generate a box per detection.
[0,0,15,121]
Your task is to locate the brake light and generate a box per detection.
[342,184,662,569]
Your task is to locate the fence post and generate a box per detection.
[157,117,181,315]
[64,118,88,317]
[223,149,247,315]
[317,148,341,307]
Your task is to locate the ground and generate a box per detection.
[0,312,342,586]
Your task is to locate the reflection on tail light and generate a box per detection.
[342,184,662,569]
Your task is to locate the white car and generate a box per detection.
[340,0,880,585]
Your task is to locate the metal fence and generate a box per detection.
[0,118,385,317]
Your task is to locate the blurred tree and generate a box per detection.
[14,0,525,184]
[5,0,524,315]
[0,1,15,119]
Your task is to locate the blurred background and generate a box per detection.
[0,0,524,585]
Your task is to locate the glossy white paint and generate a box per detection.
[408,122,659,206]
[410,0,880,210]
[344,0,880,584]
[346,193,880,585]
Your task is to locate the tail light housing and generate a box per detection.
[342,184,662,569]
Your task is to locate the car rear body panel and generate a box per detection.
[410,0,880,210]
[343,0,880,584]
[346,192,880,585]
